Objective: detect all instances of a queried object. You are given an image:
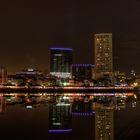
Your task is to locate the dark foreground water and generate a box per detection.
[0,93,139,140]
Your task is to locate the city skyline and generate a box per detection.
[0,0,140,74]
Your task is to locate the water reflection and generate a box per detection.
[0,92,138,140]
[95,107,114,140]
[48,96,72,132]
[0,95,6,113]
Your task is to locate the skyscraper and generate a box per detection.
[94,33,113,79]
[50,48,73,78]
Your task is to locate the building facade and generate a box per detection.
[72,64,94,80]
[50,48,73,78]
[94,33,113,79]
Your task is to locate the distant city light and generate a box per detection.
[26,106,33,109]
[56,103,71,106]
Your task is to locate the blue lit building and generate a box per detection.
[72,64,94,80]
[50,48,73,78]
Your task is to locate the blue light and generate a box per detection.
[48,129,72,133]
[71,112,95,116]
[72,64,94,67]
[50,48,73,51]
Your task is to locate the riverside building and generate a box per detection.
[94,33,113,79]
[50,48,73,78]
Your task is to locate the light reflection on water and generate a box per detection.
[0,92,139,140]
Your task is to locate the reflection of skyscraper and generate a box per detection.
[95,107,114,140]
[50,48,73,78]
[72,100,93,113]
[48,102,72,132]
[94,33,113,79]
[0,95,6,113]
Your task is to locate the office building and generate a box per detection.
[72,64,94,80]
[94,33,113,79]
[95,107,114,140]
[50,48,73,78]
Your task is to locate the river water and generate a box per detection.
[0,93,139,140]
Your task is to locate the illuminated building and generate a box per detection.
[72,64,94,80]
[50,48,73,78]
[95,107,114,140]
[130,70,136,78]
[94,33,113,79]
[114,71,127,85]
[0,67,7,85]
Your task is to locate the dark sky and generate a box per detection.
[0,0,140,74]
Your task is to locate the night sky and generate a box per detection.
[0,0,140,74]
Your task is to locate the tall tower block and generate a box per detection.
[50,48,73,78]
[94,33,113,79]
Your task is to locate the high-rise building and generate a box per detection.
[94,33,113,79]
[95,107,114,140]
[0,67,7,85]
[50,48,73,78]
